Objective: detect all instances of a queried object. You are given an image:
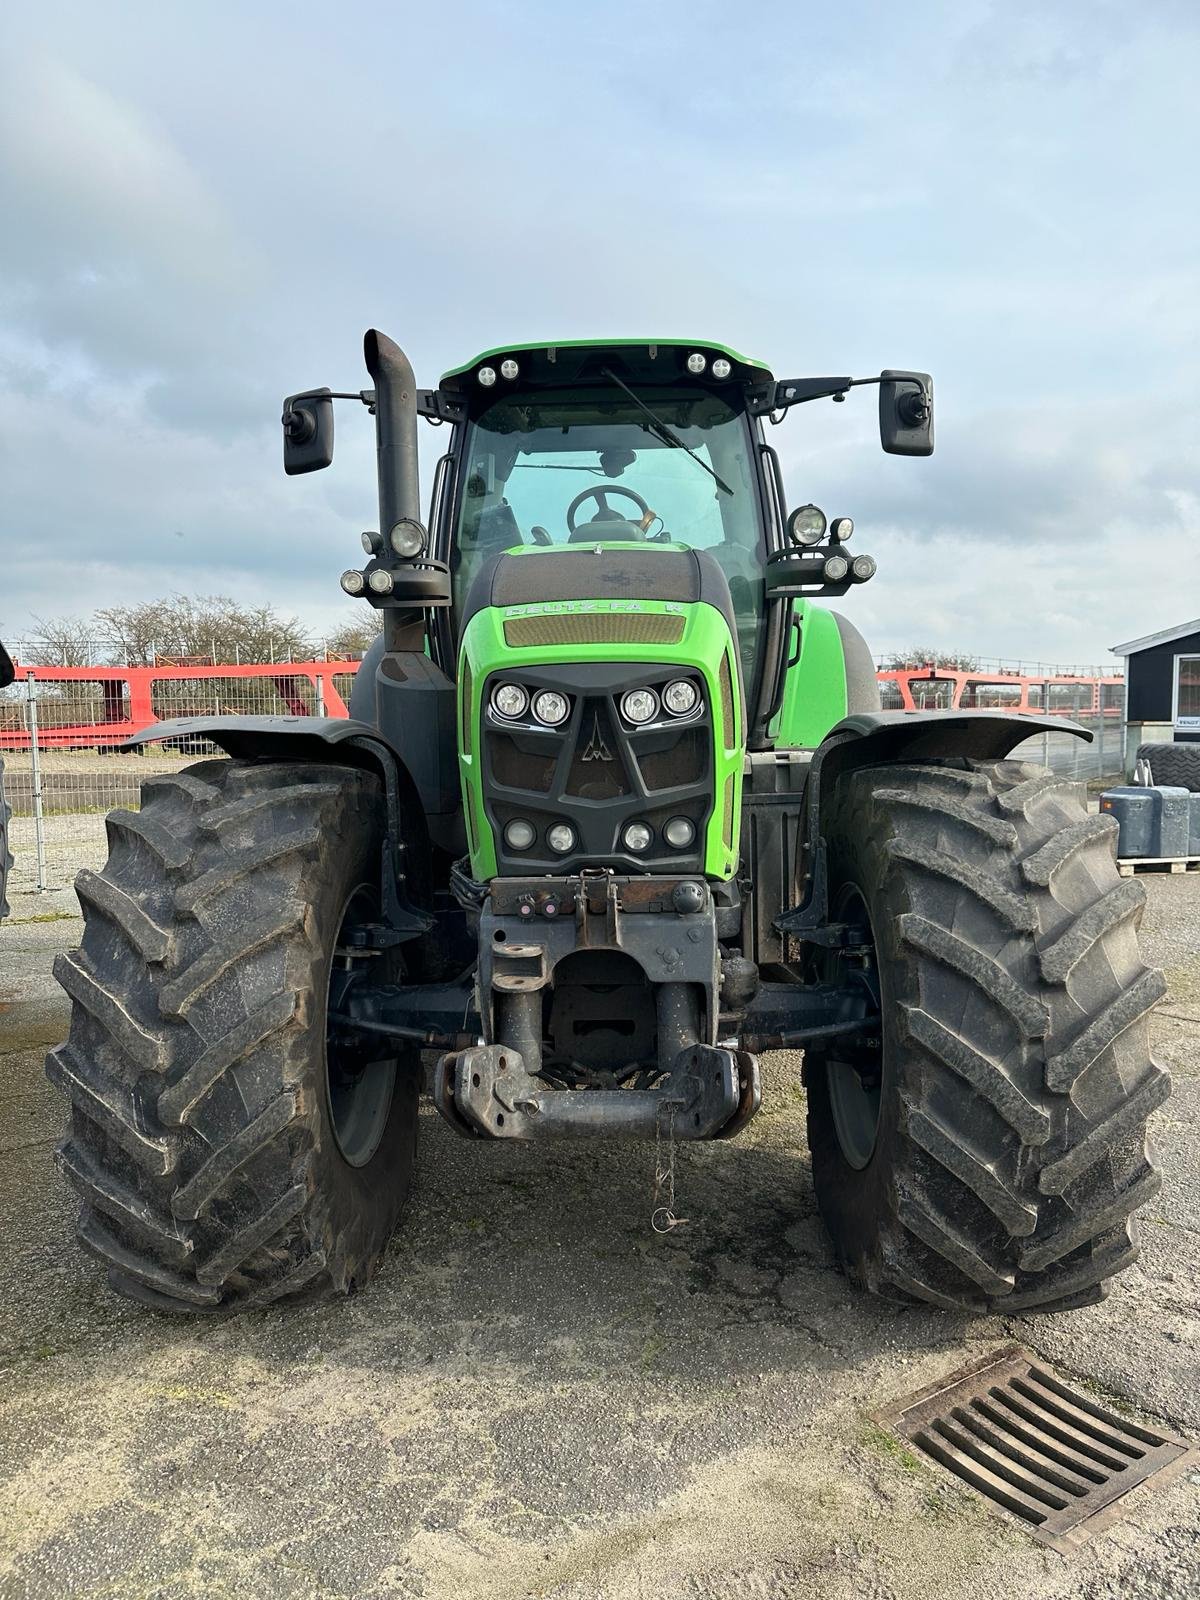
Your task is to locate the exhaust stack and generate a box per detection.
[363,328,421,536]
[363,330,422,650]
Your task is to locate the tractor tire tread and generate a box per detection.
[46,758,417,1313]
[808,757,1168,1314]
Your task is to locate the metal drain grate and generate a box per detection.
[878,1345,1196,1553]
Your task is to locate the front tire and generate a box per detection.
[47,758,420,1312]
[806,759,1169,1313]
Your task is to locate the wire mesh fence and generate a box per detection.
[1007,717,1125,782]
[0,665,360,894]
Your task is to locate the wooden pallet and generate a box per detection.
[1117,855,1200,876]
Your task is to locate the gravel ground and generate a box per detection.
[0,873,1197,1600]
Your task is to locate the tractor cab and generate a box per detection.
[437,343,775,701]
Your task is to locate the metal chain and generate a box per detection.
[651,1101,688,1234]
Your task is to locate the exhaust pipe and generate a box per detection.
[363,329,421,530]
[363,330,422,649]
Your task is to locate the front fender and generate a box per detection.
[822,708,1090,762]
[780,709,1091,942]
[122,715,433,916]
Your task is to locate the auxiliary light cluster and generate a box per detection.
[684,352,734,379]
[502,814,697,858]
[619,678,701,727]
[342,518,429,598]
[489,682,574,728]
[478,357,521,386]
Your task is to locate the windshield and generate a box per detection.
[450,386,768,683]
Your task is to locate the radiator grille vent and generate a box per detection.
[460,660,473,756]
[503,613,687,648]
[718,652,736,750]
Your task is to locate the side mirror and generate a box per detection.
[879,371,933,456]
[282,388,334,474]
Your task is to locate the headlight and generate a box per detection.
[367,569,394,594]
[504,819,536,850]
[620,687,659,725]
[491,682,528,719]
[663,679,699,717]
[823,554,849,582]
[788,505,827,547]
[622,821,653,852]
[547,822,576,854]
[533,690,570,726]
[664,817,696,848]
[389,519,426,558]
[340,570,365,596]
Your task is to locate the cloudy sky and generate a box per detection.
[1,0,1197,666]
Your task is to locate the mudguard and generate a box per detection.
[780,709,1092,943]
[122,716,434,921]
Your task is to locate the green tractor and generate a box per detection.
[47,334,1167,1315]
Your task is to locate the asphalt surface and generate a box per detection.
[1,875,1198,1599]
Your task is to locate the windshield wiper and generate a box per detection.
[599,368,733,495]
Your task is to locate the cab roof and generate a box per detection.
[439,338,774,393]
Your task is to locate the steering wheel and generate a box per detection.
[566,484,651,536]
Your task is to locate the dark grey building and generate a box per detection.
[1113,618,1200,764]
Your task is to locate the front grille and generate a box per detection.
[478,666,715,873]
[488,732,556,792]
[503,613,686,648]
[637,728,706,791]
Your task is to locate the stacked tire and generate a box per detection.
[1134,742,1200,792]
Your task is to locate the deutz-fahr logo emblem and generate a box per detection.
[582,712,612,763]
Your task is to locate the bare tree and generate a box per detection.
[25,614,98,667]
[323,612,383,660]
[95,595,314,665]
[881,646,981,672]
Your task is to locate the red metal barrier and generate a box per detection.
[0,660,363,749]
[878,666,1124,716]
[2,656,1124,750]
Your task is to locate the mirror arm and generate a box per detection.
[770,373,925,409]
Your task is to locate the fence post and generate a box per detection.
[25,672,47,893]
[315,673,326,718]
[1097,703,1106,780]
[1071,686,1081,777]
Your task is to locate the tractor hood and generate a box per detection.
[456,545,745,882]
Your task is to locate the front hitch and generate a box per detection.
[433,1042,759,1141]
